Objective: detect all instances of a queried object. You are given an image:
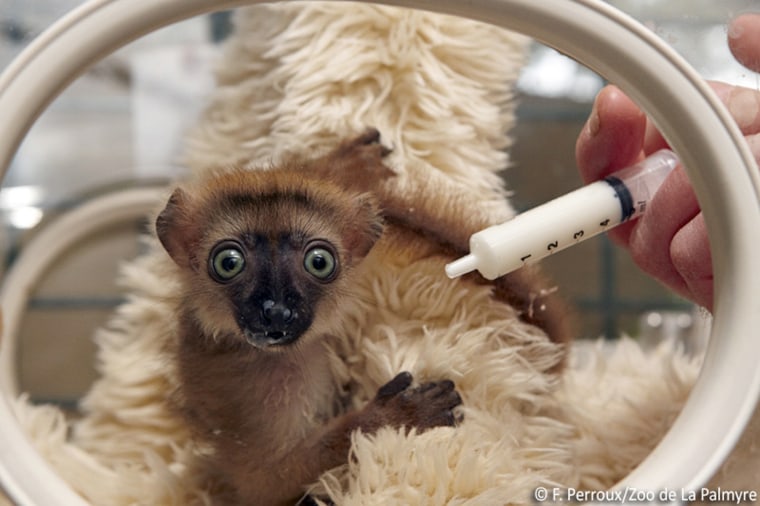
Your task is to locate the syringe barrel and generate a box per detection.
[467,181,622,279]
[604,149,679,221]
[456,149,679,280]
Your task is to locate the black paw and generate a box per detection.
[372,372,463,432]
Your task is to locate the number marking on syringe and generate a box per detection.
[443,150,679,281]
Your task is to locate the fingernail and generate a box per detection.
[586,99,601,137]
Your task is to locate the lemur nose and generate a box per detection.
[261,300,295,327]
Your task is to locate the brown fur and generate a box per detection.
[155,129,570,505]
[156,153,463,505]
[303,129,573,347]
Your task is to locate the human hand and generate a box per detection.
[574,13,760,312]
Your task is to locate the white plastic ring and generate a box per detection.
[0,187,166,395]
[0,188,165,506]
[0,0,758,504]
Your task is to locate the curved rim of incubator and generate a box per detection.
[0,0,758,504]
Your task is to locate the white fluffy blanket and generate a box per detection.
[13,3,752,504]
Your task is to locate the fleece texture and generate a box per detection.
[9,2,747,505]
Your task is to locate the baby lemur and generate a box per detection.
[156,130,569,505]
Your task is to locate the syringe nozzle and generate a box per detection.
[445,254,478,279]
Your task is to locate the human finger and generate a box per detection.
[641,120,670,156]
[575,85,647,183]
[636,130,760,311]
[627,165,701,300]
[669,213,713,310]
[638,82,760,161]
[728,13,760,73]
[638,81,760,153]
[709,82,760,136]
[636,80,760,159]
[575,85,650,245]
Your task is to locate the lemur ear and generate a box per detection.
[342,193,384,262]
[156,188,200,269]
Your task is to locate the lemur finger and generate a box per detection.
[417,380,456,399]
[376,371,413,400]
[354,128,392,157]
[355,127,381,145]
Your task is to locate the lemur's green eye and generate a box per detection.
[303,243,337,281]
[210,242,245,282]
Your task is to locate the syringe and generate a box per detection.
[445,149,680,280]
